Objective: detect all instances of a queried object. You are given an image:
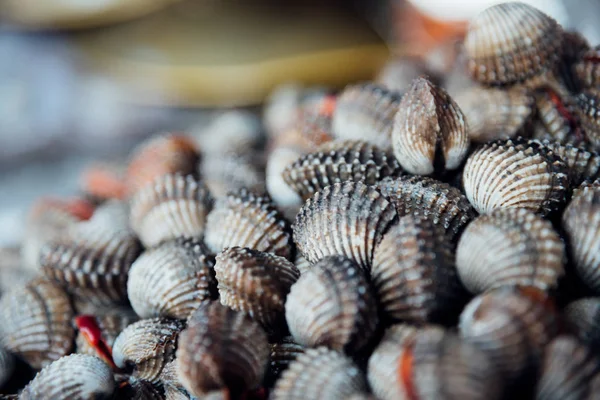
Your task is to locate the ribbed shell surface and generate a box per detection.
[575,46,600,90]
[76,310,139,358]
[577,90,600,149]
[540,141,600,187]
[265,337,305,386]
[533,87,584,145]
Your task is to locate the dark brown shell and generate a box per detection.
[293,181,397,271]
[205,189,293,260]
[538,140,600,187]
[285,255,378,354]
[265,337,305,386]
[282,140,402,201]
[464,2,562,86]
[392,77,470,175]
[575,46,600,90]
[0,278,74,369]
[176,302,269,397]
[76,309,139,360]
[564,298,600,349]
[577,89,600,150]
[371,215,466,324]
[532,87,586,146]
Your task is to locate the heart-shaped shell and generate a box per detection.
[577,90,600,150]
[200,152,265,199]
[367,324,501,400]
[564,298,600,350]
[176,302,269,397]
[456,208,564,294]
[455,86,534,143]
[19,354,115,400]
[205,189,293,260]
[0,347,14,388]
[332,83,402,149]
[532,87,586,145]
[282,140,402,201]
[371,215,466,324]
[265,337,305,387]
[375,175,476,241]
[0,278,74,369]
[563,183,600,292]
[539,140,600,187]
[392,77,470,175]
[293,181,397,270]
[214,247,300,335]
[127,238,217,320]
[536,336,600,400]
[462,138,569,215]
[285,256,378,354]
[271,347,367,400]
[113,318,185,384]
[459,287,559,382]
[575,46,600,90]
[464,2,562,86]
[129,173,213,248]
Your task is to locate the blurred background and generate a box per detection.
[0,0,599,245]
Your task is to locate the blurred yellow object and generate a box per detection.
[76,2,389,107]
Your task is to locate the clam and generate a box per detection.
[371,215,466,324]
[576,89,600,149]
[564,298,600,349]
[205,189,293,260]
[282,140,402,201]
[368,324,501,400]
[332,83,401,149]
[127,237,217,320]
[0,347,13,388]
[200,152,265,199]
[456,208,564,294]
[214,247,300,335]
[532,86,586,145]
[129,173,213,248]
[392,77,470,175]
[0,278,74,369]
[538,140,600,187]
[293,181,397,270]
[575,46,600,90]
[271,347,367,400]
[176,302,269,397]
[265,337,305,386]
[19,354,115,400]
[459,286,559,382]
[285,255,378,354]
[464,2,562,86]
[462,138,569,215]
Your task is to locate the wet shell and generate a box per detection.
[462,138,569,215]
[564,298,600,349]
[375,175,476,241]
[456,208,564,294]
[0,347,13,387]
[205,189,293,260]
[536,336,600,400]
[464,2,562,86]
[538,140,600,187]
[576,90,600,149]
[271,347,367,400]
[112,318,185,384]
[282,140,401,201]
[19,354,115,400]
[75,310,139,361]
[368,324,501,400]
[563,183,600,292]
[459,286,559,382]
[176,302,269,397]
[392,77,470,175]
[332,83,402,149]
[575,46,600,90]
[293,181,397,270]
[201,152,265,198]
[127,238,217,320]
[214,247,300,335]
[0,278,74,369]
[125,133,200,195]
[454,86,534,143]
[532,87,586,145]
[129,173,213,248]
[371,215,466,324]
[285,256,378,354]
[265,337,305,386]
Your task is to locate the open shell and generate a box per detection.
[564,298,600,349]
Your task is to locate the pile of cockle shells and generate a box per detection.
[3,2,600,399]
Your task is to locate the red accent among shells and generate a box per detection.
[82,166,127,200]
[545,88,583,141]
[75,315,118,370]
[398,341,418,400]
[320,95,337,117]
[582,55,600,64]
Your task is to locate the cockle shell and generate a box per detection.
[464,2,562,86]
[113,318,185,385]
[371,215,466,324]
[205,189,293,260]
[539,140,600,187]
[392,77,470,175]
[129,173,213,248]
[282,140,402,201]
[127,237,217,320]
[214,247,300,335]
[293,181,397,270]
[576,89,600,149]
[564,298,600,349]
[0,278,74,369]
[271,347,367,400]
[332,83,402,149]
[265,337,305,386]
[19,354,115,400]
[176,302,269,397]
[459,287,559,382]
[0,347,13,388]
[533,87,586,145]
[200,152,265,199]
[575,46,600,90]
[367,324,501,400]
[462,138,569,215]
[266,144,304,209]
[456,208,564,294]
[285,255,378,354]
